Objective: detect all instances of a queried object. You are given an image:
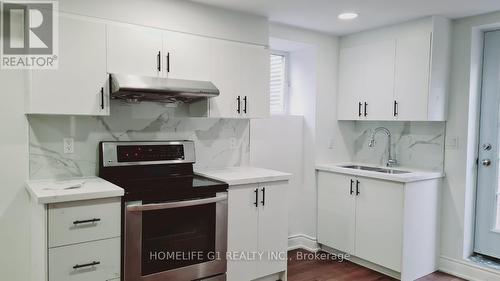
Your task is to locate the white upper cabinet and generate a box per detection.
[107,24,163,77]
[338,39,396,120]
[162,31,212,81]
[240,44,270,119]
[210,39,241,118]
[210,40,270,118]
[337,17,450,121]
[27,15,108,115]
[394,34,432,121]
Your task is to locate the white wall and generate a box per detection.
[0,72,29,279]
[439,11,500,280]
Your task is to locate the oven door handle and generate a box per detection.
[126,193,228,212]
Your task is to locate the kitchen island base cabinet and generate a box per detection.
[317,171,440,281]
[227,181,288,281]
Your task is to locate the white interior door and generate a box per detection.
[474,30,500,259]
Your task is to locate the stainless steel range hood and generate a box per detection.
[109,73,219,103]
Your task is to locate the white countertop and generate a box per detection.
[316,163,444,183]
[195,166,292,186]
[26,177,124,204]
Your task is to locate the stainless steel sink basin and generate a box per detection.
[340,165,410,174]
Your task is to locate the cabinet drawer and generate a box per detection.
[49,238,120,281]
[48,197,121,247]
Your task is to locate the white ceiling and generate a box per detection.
[191,0,500,35]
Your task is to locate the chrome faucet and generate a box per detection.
[368,127,398,167]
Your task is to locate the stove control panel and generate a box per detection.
[101,141,195,167]
[117,145,184,162]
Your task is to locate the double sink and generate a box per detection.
[340,165,410,174]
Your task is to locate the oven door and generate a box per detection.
[124,193,227,281]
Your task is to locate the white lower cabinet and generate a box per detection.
[227,181,288,281]
[30,197,122,281]
[317,171,440,281]
[48,237,120,281]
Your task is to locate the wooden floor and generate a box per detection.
[287,250,465,281]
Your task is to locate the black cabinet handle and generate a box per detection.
[254,188,259,207]
[356,180,360,196]
[358,102,362,117]
[166,52,170,73]
[73,261,100,270]
[243,96,247,114]
[73,218,101,225]
[350,179,354,195]
[157,51,161,72]
[100,87,104,109]
[236,96,241,114]
[394,100,398,117]
[364,102,368,117]
[261,187,266,206]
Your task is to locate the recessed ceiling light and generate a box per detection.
[338,12,359,20]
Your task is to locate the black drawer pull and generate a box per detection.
[237,96,241,114]
[356,180,360,196]
[73,218,101,225]
[157,51,161,72]
[100,87,104,109]
[73,261,100,269]
[261,187,266,206]
[350,179,354,195]
[358,102,362,117]
[394,100,398,117]
[254,188,259,207]
[243,96,247,114]
[364,102,368,117]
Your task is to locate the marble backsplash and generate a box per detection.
[29,101,250,180]
[345,121,446,171]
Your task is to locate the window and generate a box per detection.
[270,52,288,115]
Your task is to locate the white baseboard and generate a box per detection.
[287,234,320,252]
[439,256,500,281]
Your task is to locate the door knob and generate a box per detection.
[482,159,492,166]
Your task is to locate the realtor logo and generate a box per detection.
[1,1,58,69]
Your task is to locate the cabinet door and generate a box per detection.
[317,172,356,254]
[355,178,403,272]
[107,24,163,77]
[362,40,396,120]
[338,40,396,120]
[240,45,270,118]
[338,45,364,120]
[28,16,108,115]
[210,40,241,118]
[227,184,259,281]
[258,182,288,277]
[163,31,212,81]
[394,33,432,121]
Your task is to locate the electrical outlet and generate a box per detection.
[63,138,74,154]
[230,137,238,149]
